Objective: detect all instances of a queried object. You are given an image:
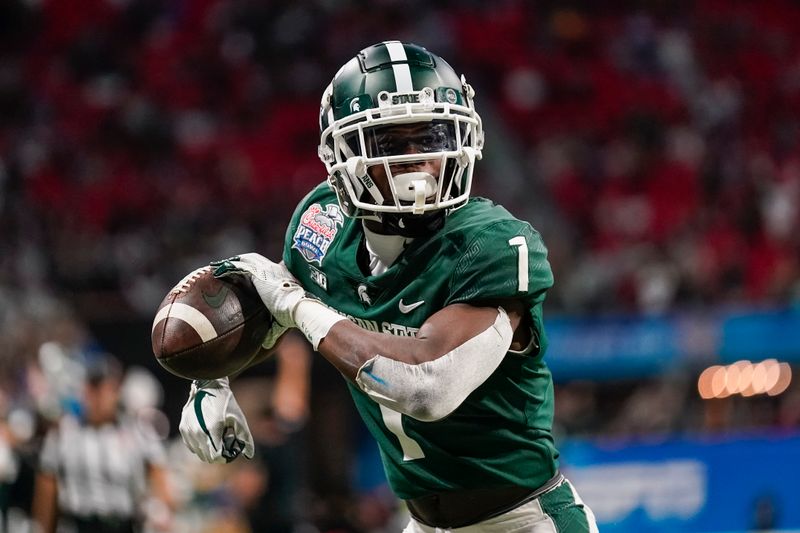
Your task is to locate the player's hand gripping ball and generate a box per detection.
[151,266,273,379]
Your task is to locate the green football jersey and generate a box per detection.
[283,183,559,500]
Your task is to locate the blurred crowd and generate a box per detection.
[2,0,800,531]
[2,0,800,319]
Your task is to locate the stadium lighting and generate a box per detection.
[697,359,793,399]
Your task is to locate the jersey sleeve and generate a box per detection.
[282,182,330,274]
[446,221,553,307]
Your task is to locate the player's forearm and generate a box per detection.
[315,319,440,381]
[304,302,502,381]
[320,308,514,422]
[291,297,514,423]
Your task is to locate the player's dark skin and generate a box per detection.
[321,123,532,381]
[251,301,531,382]
[254,123,533,381]
[320,301,531,382]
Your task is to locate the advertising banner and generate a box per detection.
[561,433,800,532]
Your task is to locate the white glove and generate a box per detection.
[212,253,308,328]
[179,377,255,464]
[262,322,289,351]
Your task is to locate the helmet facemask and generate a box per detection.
[319,83,483,231]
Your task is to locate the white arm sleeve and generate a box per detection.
[355,308,513,422]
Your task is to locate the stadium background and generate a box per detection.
[2,0,800,531]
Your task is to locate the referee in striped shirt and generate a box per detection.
[32,355,173,533]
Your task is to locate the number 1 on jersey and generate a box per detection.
[379,404,425,461]
[508,236,529,292]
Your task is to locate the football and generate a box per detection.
[151,266,272,380]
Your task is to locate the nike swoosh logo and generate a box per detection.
[202,286,229,308]
[194,390,217,451]
[398,299,425,314]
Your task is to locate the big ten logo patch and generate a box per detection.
[292,203,344,265]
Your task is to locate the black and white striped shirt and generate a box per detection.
[39,414,166,519]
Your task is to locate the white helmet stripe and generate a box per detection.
[385,41,413,92]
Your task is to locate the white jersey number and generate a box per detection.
[508,236,529,292]
[379,405,425,461]
[377,237,530,461]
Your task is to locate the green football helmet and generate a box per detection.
[318,41,484,236]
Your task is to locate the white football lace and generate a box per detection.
[171,266,212,295]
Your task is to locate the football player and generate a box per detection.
[179,41,598,532]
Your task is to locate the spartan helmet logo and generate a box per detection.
[357,284,372,305]
[350,98,361,113]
